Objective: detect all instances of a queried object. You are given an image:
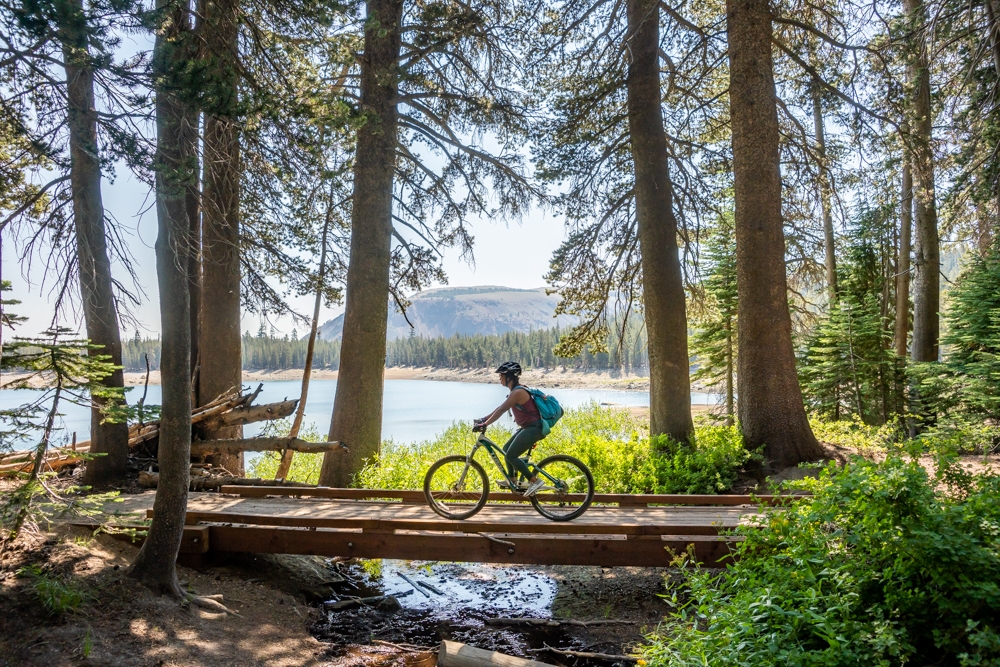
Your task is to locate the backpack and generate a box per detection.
[517,385,564,436]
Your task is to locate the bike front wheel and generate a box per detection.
[529,454,595,521]
[423,455,490,520]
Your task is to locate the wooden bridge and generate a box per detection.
[154,487,788,568]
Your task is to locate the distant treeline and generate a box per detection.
[122,333,342,372]
[386,327,648,370]
[122,326,648,372]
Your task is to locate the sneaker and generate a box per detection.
[522,477,546,497]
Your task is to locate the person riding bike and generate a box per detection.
[474,362,547,497]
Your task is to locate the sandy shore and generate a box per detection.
[140,366,651,390]
[3,365,656,391]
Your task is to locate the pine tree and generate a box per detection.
[690,214,738,424]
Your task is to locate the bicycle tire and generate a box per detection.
[423,455,490,520]
[529,454,595,521]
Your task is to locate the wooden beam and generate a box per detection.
[190,437,347,456]
[174,509,726,536]
[204,524,737,567]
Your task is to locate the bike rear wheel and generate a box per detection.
[424,455,490,520]
[529,454,595,521]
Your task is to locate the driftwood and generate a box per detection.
[138,471,316,490]
[0,388,305,477]
[190,437,347,456]
[438,641,557,667]
[323,590,413,611]
[197,399,298,432]
[485,618,636,628]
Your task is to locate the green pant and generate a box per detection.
[503,423,544,480]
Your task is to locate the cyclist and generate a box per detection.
[475,361,547,497]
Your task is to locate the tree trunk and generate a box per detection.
[57,0,130,487]
[727,0,823,469]
[986,0,1000,245]
[812,83,837,304]
[276,206,331,479]
[895,158,912,357]
[905,0,940,363]
[624,0,693,444]
[319,0,403,487]
[187,118,201,383]
[725,319,734,426]
[198,0,243,475]
[127,0,194,596]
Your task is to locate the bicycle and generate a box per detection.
[422,421,595,521]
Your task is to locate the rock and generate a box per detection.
[376,595,402,613]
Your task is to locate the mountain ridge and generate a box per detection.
[316,285,577,341]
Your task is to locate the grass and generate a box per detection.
[16,565,88,616]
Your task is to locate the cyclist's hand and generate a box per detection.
[472,418,486,433]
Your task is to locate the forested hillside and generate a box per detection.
[122,325,647,371]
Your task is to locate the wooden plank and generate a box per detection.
[178,509,726,536]
[219,485,793,506]
[205,524,737,567]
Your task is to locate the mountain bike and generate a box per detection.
[422,423,595,521]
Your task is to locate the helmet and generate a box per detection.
[494,361,522,377]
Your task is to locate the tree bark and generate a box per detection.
[127,0,194,596]
[276,208,331,479]
[989,0,1000,243]
[727,0,823,469]
[624,0,693,444]
[198,0,243,474]
[812,83,837,304]
[57,0,130,487]
[905,0,940,363]
[895,157,912,357]
[319,0,403,487]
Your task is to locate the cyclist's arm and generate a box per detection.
[479,388,529,427]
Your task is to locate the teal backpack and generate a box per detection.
[517,385,564,436]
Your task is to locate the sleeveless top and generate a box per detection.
[511,387,541,427]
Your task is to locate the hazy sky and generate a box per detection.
[2,163,568,338]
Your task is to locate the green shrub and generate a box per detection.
[642,426,755,494]
[17,565,87,616]
[644,455,1000,667]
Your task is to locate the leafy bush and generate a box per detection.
[643,427,755,494]
[809,415,900,455]
[644,455,1000,667]
[17,565,87,616]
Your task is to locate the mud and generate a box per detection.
[313,560,675,667]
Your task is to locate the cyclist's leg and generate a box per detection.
[503,425,543,480]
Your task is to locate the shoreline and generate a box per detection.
[2,366,654,391]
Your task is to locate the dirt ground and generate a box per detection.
[0,526,332,667]
[0,520,671,667]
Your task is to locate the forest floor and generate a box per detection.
[0,503,669,667]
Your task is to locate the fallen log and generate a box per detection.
[138,471,315,490]
[323,590,413,611]
[198,399,299,431]
[438,641,557,667]
[190,437,347,456]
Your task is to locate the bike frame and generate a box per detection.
[466,432,563,491]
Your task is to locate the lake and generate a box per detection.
[0,378,721,450]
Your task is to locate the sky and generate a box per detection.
[2,162,570,338]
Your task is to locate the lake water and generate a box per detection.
[0,378,721,450]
